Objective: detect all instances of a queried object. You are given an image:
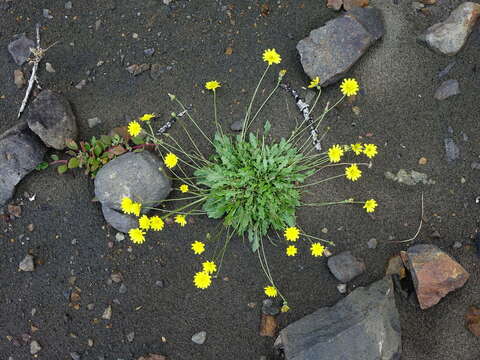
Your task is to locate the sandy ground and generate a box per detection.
[1,0,480,359]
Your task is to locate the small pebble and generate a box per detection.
[30,340,41,354]
[155,280,165,288]
[87,303,95,310]
[367,238,378,249]
[110,272,123,283]
[102,305,112,320]
[65,1,72,9]
[97,60,104,67]
[144,48,155,56]
[261,299,280,316]
[119,283,127,294]
[70,352,81,360]
[115,232,125,242]
[75,79,87,90]
[43,9,53,19]
[45,62,56,73]
[337,283,347,294]
[452,241,462,249]
[87,117,102,128]
[191,331,206,345]
[230,120,243,132]
[19,255,34,272]
[14,69,26,88]
[126,332,135,342]
[95,20,101,31]
[132,33,139,39]
[87,339,94,347]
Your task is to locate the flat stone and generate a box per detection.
[327,251,366,282]
[0,123,46,212]
[19,254,35,272]
[401,244,469,310]
[434,79,460,100]
[419,2,480,56]
[26,90,78,150]
[384,169,435,185]
[192,331,206,344]
[8,34,34,66]
[274,277,401,360]
[94,151,171,212]
[297,8,383,86]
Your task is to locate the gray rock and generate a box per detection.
[19,254,35,272]
[336,283,347,294]
[327,251,366,283]
[75,79,87,89]
[437,61,456,79]
[453,241,463,249]
[70,352,81,360]
[419,2,480,56]
[144,48,155,56]
[444,138,460,162]
[126,331,135,342]
[30,340,42,354]
[26,90,78,150]
[262,299,281,316]
[115,232,125,242]
[471,162,480,170]
[192,331,207,345]
[119,283,127,294]
[274,277,401,360]
[434,79,460,100]
[65,1,72,9]
[8,34,34,66]
[0,123,46,212]
[87,117,102,128]
[101,204,138,233]
[297,7,383,86]
[94,151,171,212]
[385,169,436,185]
[367,238,378,249]
[45,62,56,73]
[230,120,243,132]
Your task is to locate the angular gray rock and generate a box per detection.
[0,123,46,212]
[19,254,35,272]
[26,90,78,150]
[8,34,34,66]
[275,277,401,360]
[434,79,460,100]
[297,7,384,86]
[101,204,139,233]
[419,2,480,56]
[327,251,366,283]
[192,331,207,345]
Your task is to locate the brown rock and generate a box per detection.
[343,0,369,11]
[326,0,343,10]
[401,244,469,309]
[466,306,480,336]
[137,355,167,360]
[419,0,436,4]
[7,204,21,217]
[259,314,278,337]
[385,254,406,279]
[14,69,26,88]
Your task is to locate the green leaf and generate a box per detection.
[66,139,79,151]
[100,135,112,146]
[36,162,49,170]
[94,144,103,157]
[50,154,59,161]
[263,120,271,136]
[131,136,145,145]
[57,164,68,174]
[68,157,80,169]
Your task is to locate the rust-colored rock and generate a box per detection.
[466,306,480,337]
[326,0,343,10]
[401,244,469,310]
[259,314,278,337]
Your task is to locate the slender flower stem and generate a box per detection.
[309,87,322,113]
[295,174,345,188]
[248,78,281,128]
[242,65,270,140]
[174,98,214,146]
[300,199,353,207]
[213,90,223,136]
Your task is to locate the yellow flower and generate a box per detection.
[284,227,300,242]
[279,69,287,77]
[286,245,297,257]
[202,261,217,274]
[205,80,221,91]
[193,271,212,289]
[310,243,325,257]
[340,78,359,97]
[139,113,155,122]
[121,197,133,214]
[149,216,164,231]
[281,304,290,313]
[328,144,344,163]
[130,202,141,217]
[363,199,378,213]
[345,164,362,182]
[262,48,281,65]
[179,184,189,193]
[264,285,278,297]
[129,228,146,244]
[363,144,378,159]
[175,214,187,227]
[138,215,150,230]
[127,121,142,137]
[191,241,205,255]
[350,143,363,155]
[308,77,320,88]
[164,152,178,169]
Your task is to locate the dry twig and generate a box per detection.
[391,192,424,243]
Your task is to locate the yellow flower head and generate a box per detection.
[205,80,221,91]
[138,215,150,230]
[310,243,325,257]
[363,199,378,213]
[128,121,142,137]
[363,144,378,159]
[286,245,298,257]
[281,304,290,313]
[345,164,362,182]
[130,202,141,217]
[279,69,287,78]
[149,216,164,231]
[328,144,344,163]
[262,48,281,65]
[121,197,133,214]
[284,226,300,242]
[164,152,178,169]
[340,78,359,97]
[202,261,217,274]
[191,241,205,255]
[350,143,363,155]
[179,184,189,193]
[175,214,187,227]
[129,228,146,244]
[308,77,320,88]
[139,113,155,122]
[264,285,278,297]
[193,271,212,289]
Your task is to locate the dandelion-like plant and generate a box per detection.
[119,48,378,309]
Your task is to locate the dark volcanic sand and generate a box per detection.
[1,0,480,359]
